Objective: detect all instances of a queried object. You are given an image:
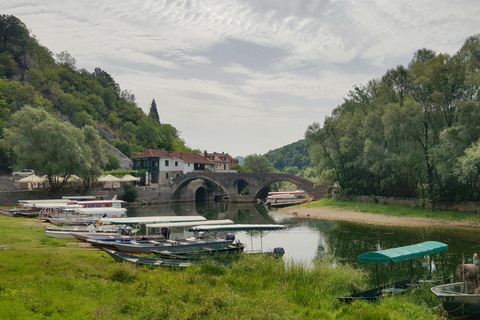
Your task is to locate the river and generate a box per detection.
[127,202,480,285]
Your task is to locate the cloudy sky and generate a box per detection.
[2,1,479,157]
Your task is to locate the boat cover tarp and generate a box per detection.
[358,241,448,264]
[189,224,285,232]
[145,219,234,229]
[101,216,207,225]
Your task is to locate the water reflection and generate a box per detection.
[129,202,480,285]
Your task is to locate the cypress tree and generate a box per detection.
[148,98,160,123]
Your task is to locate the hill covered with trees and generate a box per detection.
[0,14,193,174]
[264,139,311,173]
[306,34,480,202]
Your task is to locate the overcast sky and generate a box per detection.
[2,1,479,157]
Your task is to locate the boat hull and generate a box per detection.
[431,282,480,316]
[45,230,76,239]
[111,238,235,254]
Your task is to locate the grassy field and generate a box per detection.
[303,198,480,223]
[0,216,447,319]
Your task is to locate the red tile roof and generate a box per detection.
[131,150,215,165]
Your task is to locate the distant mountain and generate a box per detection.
[263,139,311,172]
[234,156,245,165]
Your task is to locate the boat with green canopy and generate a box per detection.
[338,241,448,303]
[358,241,448,264]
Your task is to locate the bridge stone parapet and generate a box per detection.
[171,172,331,203]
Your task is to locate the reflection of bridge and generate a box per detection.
[171,172,331,202]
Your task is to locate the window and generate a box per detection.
[165,160,169,166]
[166,173,169,179]
[175,161,178,167]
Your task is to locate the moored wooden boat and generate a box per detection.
[152,242,245,260]
[338,241,449,303]
[110,236,236,254]
[431,281,480,317]
[102,248,193,267]
[431,263,480,317]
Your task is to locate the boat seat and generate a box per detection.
[381,288,407,294]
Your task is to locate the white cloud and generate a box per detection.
[1,0,479,156]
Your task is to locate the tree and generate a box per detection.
[1,106,101,190]
[105,153,121,170]
[0,14,28,49]
[243,154,276,173]
[78,125,108,191]
[148,98,160,123]
[56,50,76,70]
[92,67,119,92]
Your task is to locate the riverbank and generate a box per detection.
[280,200,480,230]
[0,215,443,319]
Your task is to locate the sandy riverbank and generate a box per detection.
[279,206,480,230]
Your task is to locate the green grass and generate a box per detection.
[0,216,445,319]
[303,198,480,223]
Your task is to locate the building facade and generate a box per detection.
[203,151,239,172]
[131,150,216,185]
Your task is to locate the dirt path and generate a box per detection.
[279,206,480,230]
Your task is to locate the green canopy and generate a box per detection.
[358,241,448,264]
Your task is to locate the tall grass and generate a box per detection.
[0,216,444,319]
[304,198,480,223]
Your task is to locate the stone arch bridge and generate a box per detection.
[171,172,331,203]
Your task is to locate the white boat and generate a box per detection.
[431,263,480,317]
[264,190,313,207]
[18,196,126,220]
[45,224,137,239]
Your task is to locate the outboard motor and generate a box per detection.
[161,227,171,240]
[226,234,235,242]
[118,225,126,235]
[273,247,285,258]
[456,263,479,291]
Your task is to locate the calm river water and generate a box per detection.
[128,202,480,284]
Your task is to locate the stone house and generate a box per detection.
[202,151,239,172]
[131,149,215,185]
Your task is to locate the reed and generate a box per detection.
[0,216,442,319]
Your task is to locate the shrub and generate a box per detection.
[121,185,138,202]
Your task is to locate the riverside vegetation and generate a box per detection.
[1,216,446,319]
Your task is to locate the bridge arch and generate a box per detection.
[171,172,330,203]
[171,174,230,202]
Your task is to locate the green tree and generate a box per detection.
[0,14,28,49]
[2,106,100,190]
[243,154,276,173]
[121,184,138,202]
[105,153,121,171]
[148,98,160,123]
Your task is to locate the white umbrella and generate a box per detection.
[121,174,140,182]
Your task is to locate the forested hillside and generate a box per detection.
[264,139,311,173]
[306,34,480,202]
[0,15,192,173]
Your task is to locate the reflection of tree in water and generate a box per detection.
[321,222,440,285]
[321,222,480,286]
[129,203,480,283]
